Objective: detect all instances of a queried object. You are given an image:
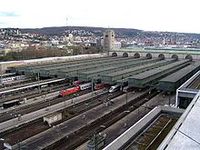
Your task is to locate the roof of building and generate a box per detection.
[106,59,175,77]
[129,60,189,80]
[160,62,200,83]
[158,91,200,150]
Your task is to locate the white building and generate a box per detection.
[113,41,121,49]
[68,34,74,43]
[51,39,59,45]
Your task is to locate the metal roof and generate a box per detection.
[160,62,200,83]
[106,59,171,77]
[17,56,116,71]
[29,57,140,76]
[58,57,139,74]
[0,78,65,95]
[129,60,190,80]
[26,57,115,70]
[80,66,116,75]
[13,54,107,73]
[77,58,147,75]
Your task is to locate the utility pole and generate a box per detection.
[92,78,94,92]
[37,73,41,94]
[65,17,69,35]
[66,17,68,26]
[0,66,2,85]
[167,91,171,106]
[126,91,128,105]
[0,74,2,85]
[18,141,21,150]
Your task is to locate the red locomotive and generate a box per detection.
[59,86,80,97]
[59,82,92,97]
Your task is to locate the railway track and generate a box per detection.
[125,115,177,150]
[47,89,159,150]
[76,92,176,150]
[0,83,70,105]
[187,75,200,89]
[0,79,33,89]
[0,91,122,146]
[0,89,92,123]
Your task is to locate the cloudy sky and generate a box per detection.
[0,0,200,33]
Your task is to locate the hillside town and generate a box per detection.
[1,27,200,60]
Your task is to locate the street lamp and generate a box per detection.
[37,73,41,94]
[72,93,78,107]
[91,78,94,92]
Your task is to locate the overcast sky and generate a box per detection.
[0,0,200,33]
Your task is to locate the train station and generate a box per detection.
[1,0,200,149]
[0,50,200,150]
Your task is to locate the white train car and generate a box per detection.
[14,75,26,81]
[0,75,27,84]
[79,82,92,90]
[0,77,14,84]
[109,84,121,93]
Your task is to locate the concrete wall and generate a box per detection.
[109,50,200,60]
[176,70,200,107]
[103,107,161,150]
[158,92,200,150]
[103,106,183,150]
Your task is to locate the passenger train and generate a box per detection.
[109,84,121,93]
[0,75,27,84]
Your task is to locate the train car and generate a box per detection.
[109,84,121,93]
[122,86,135,92]
[59,82,92,97]
[0,75,27,84]
[15,75,26,81]
[59,86,80,97]
[79,83,92,90]
[73,80,82,86]
[94,83,104,90]
[94,83,109,90]
[2,100,21,109]
[41,84,48,88]
[0,77,14,84]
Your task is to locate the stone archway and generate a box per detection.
[171,54,178,60]
[146,53,152,59]
[158,54,165,60]
[123,52,128,57]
